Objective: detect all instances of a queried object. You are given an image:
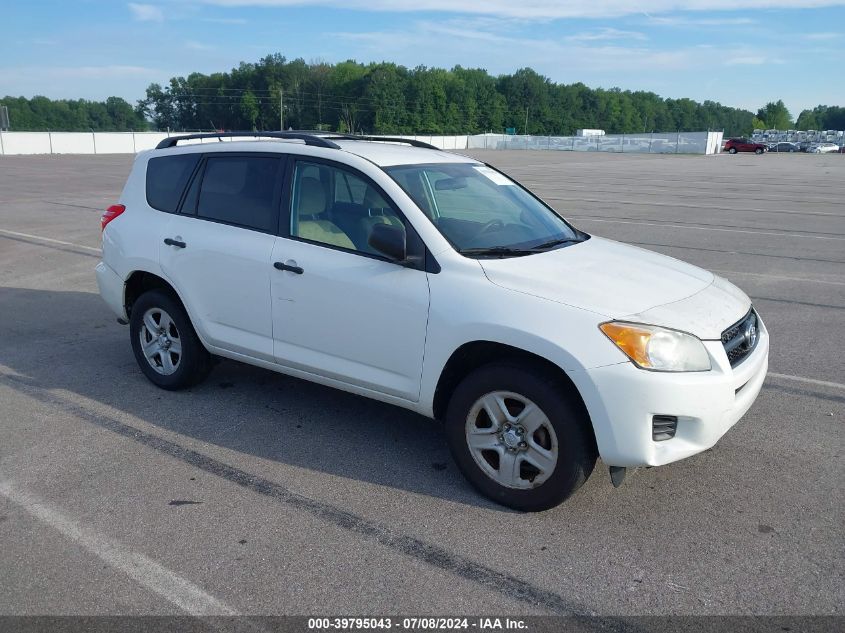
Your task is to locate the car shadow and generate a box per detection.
[0,286,519,511]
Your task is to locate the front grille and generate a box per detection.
[722,309,760,367]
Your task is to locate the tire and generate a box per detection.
[130,289,212,390]
[445,362,596,512]
[728,147,737,154]
[755,148,763,154]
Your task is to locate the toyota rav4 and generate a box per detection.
[96,132,769,511]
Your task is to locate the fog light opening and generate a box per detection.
[652,415,678,441]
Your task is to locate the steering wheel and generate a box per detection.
[478,219,504,235]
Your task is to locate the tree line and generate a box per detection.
[795,105,845,131]
[2,54,842,136]
[137,55,758,136]
[0,95,147,131]
[750,101,845,133]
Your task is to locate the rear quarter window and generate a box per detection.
[146,154,201,212]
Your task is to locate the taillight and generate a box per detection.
[101,204,126,231]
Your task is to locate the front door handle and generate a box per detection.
[274,261,304,274]
[164,238,186,248]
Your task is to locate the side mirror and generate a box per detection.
[368,223,406,262]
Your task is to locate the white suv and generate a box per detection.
[96,132,769,511]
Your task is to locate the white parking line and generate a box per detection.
[0,228,101,253]
[572,216,845,241]
[767,373,845,390]
[0,481,238,616]
[712,270,845,286]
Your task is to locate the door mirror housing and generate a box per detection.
[368,223,406,262]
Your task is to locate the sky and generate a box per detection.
[2,1,844,117]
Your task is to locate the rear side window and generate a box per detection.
[196,156,281,232]
[146,154,201,212]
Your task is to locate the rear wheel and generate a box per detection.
[445,362,596,512]
[130,289,212,390]
[728,147,738,154]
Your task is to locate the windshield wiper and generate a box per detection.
[459,246,537,258]
[460,237,586,258]
[529,237,585,251]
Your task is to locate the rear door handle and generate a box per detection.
[164,238,186,248]
[274,261,304,274]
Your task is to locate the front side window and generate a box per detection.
[290,160,404,255]
[386,163,583,256]
[196,156,280,232]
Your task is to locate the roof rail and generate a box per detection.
[323,134,440,150]
[154,130,443,151]
[155,131,341,150]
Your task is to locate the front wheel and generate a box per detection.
[755,148,763,154]
[130,289,212,390]
[445,363,596,512]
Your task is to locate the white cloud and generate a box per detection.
[725,56,767,65]
[61,65,162,78]
[128,3,164,22]
[2,65,160,81]
[647,16,757,25]
[201,17,249,24]
[337,24,693,73]
[199,1,845,20]
[334,19,798,79]
[724,55,787,65]
[566,28,648,42]
[805,32,839,39]
[185,40,215,50]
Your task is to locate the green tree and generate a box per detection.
[751,116,767,131]
[125,54,776,135]
[795,110,819,130]
[240,91,259,130]
[756,100,792,130]
[0,95,148,131]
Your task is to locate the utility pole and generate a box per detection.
[279,87,284,131]
[524,106,529,136]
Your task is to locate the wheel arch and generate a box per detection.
[432,341,597,450]
[124,270,187,320]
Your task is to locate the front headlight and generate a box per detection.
[599,322,711,372]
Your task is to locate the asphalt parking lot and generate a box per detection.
[0,150,842,618]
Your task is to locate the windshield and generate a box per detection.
[385,162,585,257]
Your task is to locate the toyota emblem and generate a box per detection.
[744,320,758,348]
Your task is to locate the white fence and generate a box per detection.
[373,131,722,154]
[464,131,723,154]
[0,130,724,156]
[0,131,173,155]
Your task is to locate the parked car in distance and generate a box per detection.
[807,142,839,154]
[96,131,769,511]
[798,141,815,152]
[724,138,767,154]
[767,142,799,153]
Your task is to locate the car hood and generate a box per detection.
[478,236,748,338]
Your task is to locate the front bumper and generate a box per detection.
[569,322,769,467]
